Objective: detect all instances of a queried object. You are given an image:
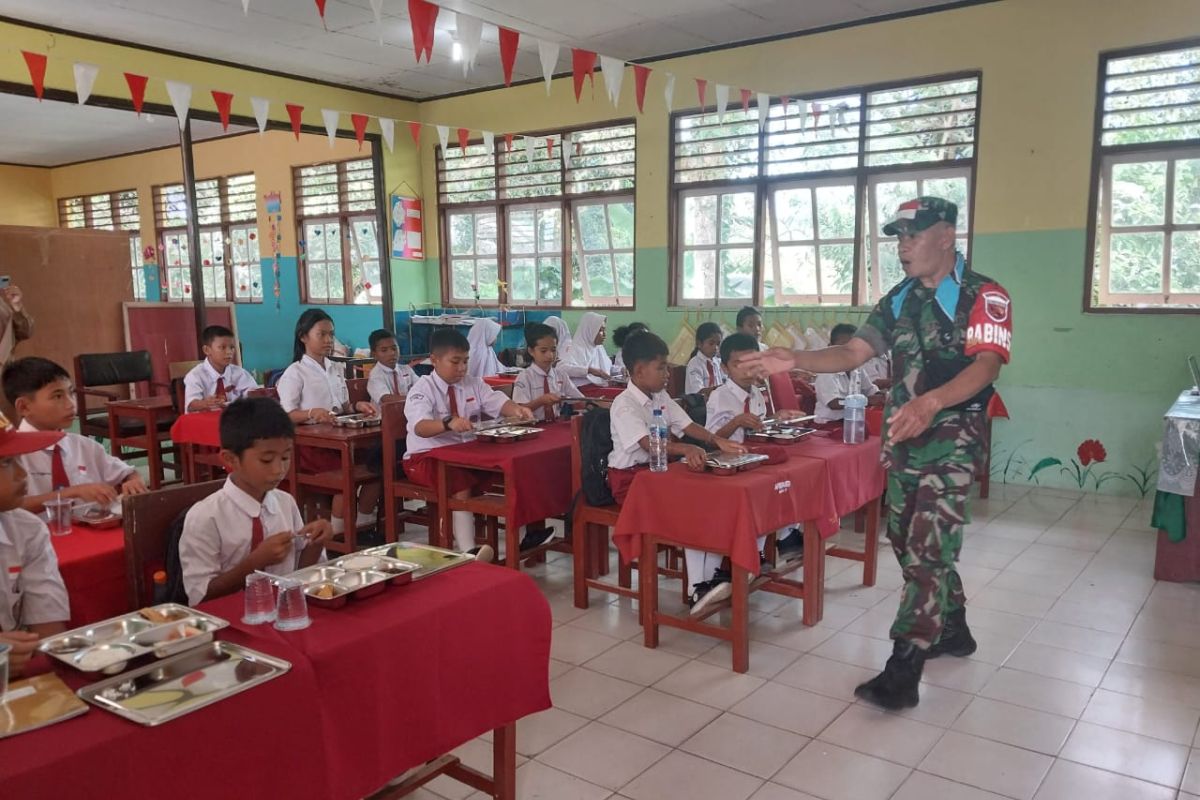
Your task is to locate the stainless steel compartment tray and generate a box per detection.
[39,604,230,673]
[78,641,291,726]
[705,452,771,474]
[281,554,418,607]
[363,542,474,579]
[748,426,817,442]
[332,413,381,428]
[474,426,542,442]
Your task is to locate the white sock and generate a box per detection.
[331,517,345,535]
[356,510,376,526]
[452,510,476,552]
[685,549,719,588]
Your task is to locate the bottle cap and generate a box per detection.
[153,570,167,584]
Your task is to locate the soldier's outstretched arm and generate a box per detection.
[739,338,874,378]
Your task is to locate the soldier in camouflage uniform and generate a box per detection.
[747,197,1012,709]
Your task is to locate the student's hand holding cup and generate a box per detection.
[681,445,707,472]
[251,531,294,569]
[1,631,40,676]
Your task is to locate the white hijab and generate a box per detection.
[564,311,612,384]
[544,316,571,344]
[466,318,503,379]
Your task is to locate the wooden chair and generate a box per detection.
[767,371,801,413]
[169,360,202,414]
[122,479,223,608]
[74,350,172,440]
[380,397,438,543]
[348,377,369,406]
[666,364,686,398]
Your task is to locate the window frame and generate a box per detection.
[292,157,381,306]
[1084,37,1200,314]
[58,189,144,298]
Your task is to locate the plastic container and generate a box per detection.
[843,370,867,445]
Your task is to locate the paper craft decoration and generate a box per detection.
[391,195,424,260]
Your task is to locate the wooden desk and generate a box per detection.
[106,395,178,489]
[290,423,381,553]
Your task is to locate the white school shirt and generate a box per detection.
[17,421,136,500]
[0,509,69,631]
[403,373,510,459]
[179,478,313,606]
[862,355,891,385]
[367,362,417,406]
[512,364,584,421]
[607,383,694,470]
[183,360,259,411]
[704,380,767,444]
[276,355,349,413]
[814,371,880,424]
[685,353,726,395]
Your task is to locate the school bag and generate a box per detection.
[160,508,192,605]
[578,406,616,507]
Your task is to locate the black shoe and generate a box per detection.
[690,576,732,617]
[854,639,926,710]
[927,607,977,660]
[519,526,555,552]
[686,580,712,608]
[355,527,384,548]
[777,529,804,561]
[759,550,771,572]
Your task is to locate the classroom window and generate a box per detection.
[293,158,381,305]
[670,74,979,306]
[1088,41,1200,310]
[154,174,259,303]
[58,189,144,299]
[437,121,636,308]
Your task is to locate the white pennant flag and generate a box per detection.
[757,92,770,129]
[436,125,450,153]
[482,130,495,155]
[73,62,99,105]
[369,0,384,43]
[379,118,395,152]
[561,132,571,169]
[663,72,676,114]
[250,97,270,134]
[321,109,340,147]
[457,13,484,77]
[242,0,250,12]
[524,135,534,165]
[165,81,192,130]
[538,40,560,96]
[599,56,624,107]
[796,99,808,131]
[715,83,730,120]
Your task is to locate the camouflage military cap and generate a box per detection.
[882,196,958,236]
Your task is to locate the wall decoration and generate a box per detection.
[391,195,423,260]
[264,191,283,309]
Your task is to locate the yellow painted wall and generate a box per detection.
[0,164,55,227]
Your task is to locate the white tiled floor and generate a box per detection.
[411,485,1200,800]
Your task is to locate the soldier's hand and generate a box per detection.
[887,395,942,444]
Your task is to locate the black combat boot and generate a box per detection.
[854,639,926,710]
[926,607,977,660]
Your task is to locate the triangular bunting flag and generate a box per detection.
[408,121,422,145]
[695,78,707,110]
[351,113,369,150]
[212,90,234,131]
[482,130,494,154]
[124,73,149,116]
[456,127,470,151]
[286,103,304,140]
[663,72,676,113]
[524,135,534,165]
[409,0,439,63]
[21,52,46,101]
[561,132,571,168]
[715,83,729,119]
[457,13,483,77]
[242,0,250,13]
[740,88,752,112]
[504,133,514,152]
[781,96,791,115]
[800,100,810,131]
[600,56,624,107]
[757,92,769,129]
[73,62,99,105]
[321,108,340,146]
[165,81,192,130]
[314,0,328,29]
[251,96,270,134]
[436,124,450,153]
[571,49,597,102]
[537,40,560,95]
[499,27,520,86]
[633,64,651,113]
[546,137,555,159]
[379,118,395,152]
[369,0,384,44]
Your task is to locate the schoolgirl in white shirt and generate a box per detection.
[684,321,726,396]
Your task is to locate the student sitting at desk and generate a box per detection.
[2,357,148,516]
[685,321,726,397]
[276,309,379,539]
[611,322,649,373]
[183,324,259,412]
[813,324,885,426]
[0,414,70,676]
[179,398,332,605]
[562,312,613,387]
[366,328,416,406]
[466,318,503,379]
[403,328,535,562]
[513,322,583,422]
[736,305,768,351]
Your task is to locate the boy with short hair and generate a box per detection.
[366,328,416,406]
[404,328,534,560]
[184,325,259,412]
[513,322,584,422]
[0,413,70,677]
[813,323,884,425]
[736,306,768,352]
[179,397,332,605]
[3,357,148,516]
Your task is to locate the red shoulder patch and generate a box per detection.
[965,282,1012,363]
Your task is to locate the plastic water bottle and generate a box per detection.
[649,408,669,472]
[843,369,867,445]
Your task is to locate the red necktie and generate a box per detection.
[707,361,716,388]
[250,515,263,550]
[50,445,69,490]
[744,395,751,414]
[391,370,400,395]
[544,374,556,421]
[448,386,459,418]
[215,377,226,398]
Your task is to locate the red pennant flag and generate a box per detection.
[408,121,421,145]
[286,103,304,140]
[695,78,708,110]
[546,137,555,159]
[408,0,439,63]
[504,133,514,152]
[21,52,46,101]
[457,127,470,151]
[740,88,752,112]
[211,90,234,131]
[351,113,369,149]
[124,73,149,115]
[314,0,327,28]
[781,96,791,114]
[571,49,597,102]
[812,102,823,125]
[632,64,651,114]
[499,27,520,87]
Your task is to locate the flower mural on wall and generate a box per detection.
[998,438,1157,497]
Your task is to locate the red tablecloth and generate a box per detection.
[0,563,552,800]
[484,375,517,388]
[579,384,623,400]
[424,421,573,530]
[52,525,128,627]
[169,410,222,447]
[789,434,886,521]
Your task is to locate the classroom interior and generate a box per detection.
[2,0,1200,798]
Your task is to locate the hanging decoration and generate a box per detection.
[456,127,470,151]
[314,0,328,29]
[456,12,483,76]
[504,132,514,152]
[524,135,534,165]
[124,73,149,116]
[600,55,624,106]
[436,124,449,152]
[408,0,439,63]
[369,0,384,44]
[391,195,424,259]
[408,121,422,145]
[73,62,98,105]
[321,108,340,146]
[212,90,234,131]
[633,64,651,113]
[663,72,676,113]
[21,52,46,101]
[351,113,369,149]
[757,92,769,129]
[264,191,283,309]
[546,136,555,159]
[561,131,571,169]
[379,117,395,152]
[740,88,752,112]
[571,49,597,102]
[251,96,270,134]
[796,99,808,130]
[714,83,729,119]
[482,130,494,155]
[537,40,560,95]
[242,0,250,13]
[499,27,520,86]
[286,103,304,139]
[165,80,192,130]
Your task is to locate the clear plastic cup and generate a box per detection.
[242,572,277,625]
[0,643,10,702]
[273,578,311,631]
[45,497,73,536]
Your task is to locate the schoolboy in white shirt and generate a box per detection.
[184,324,259,412]
[366,328,416,406]
[513,322,583,422]
[814,324,884,425]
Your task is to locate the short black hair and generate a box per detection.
[612,322,649,348]
[622,331,669,369]
[830,323,858,342]
[735,306,762,328]
[430,328,470,354]
[720,333,759,365]
[524,322,556,349]
[219,397,295,455]
[368,328,397,351]
[2,357,70,402]
[202,325,235,346]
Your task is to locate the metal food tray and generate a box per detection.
[747,426,818,443]
[279,554,419,608]
[759,415,815,427]
[705,452,771,475]
[72,504,123,529]
[39,604,230,674]
[77,641,291,727]
[332,413,382,428]
[475,426,543,443]
[472,416,535,433]
[363,542,475,579]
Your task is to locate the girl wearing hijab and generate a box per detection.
[562,311,613,387]
[466,318,503,379]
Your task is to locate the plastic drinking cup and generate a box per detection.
[45,497,73,536]
[242,572,277,625]
[273,579,311,632]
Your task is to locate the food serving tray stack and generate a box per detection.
[332,413,382,428]
[472,416,541,443]
[747,426,817,443]
[705,452,771,475]
[279,553,419,609]
[362,542,476,579]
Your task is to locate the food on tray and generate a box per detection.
[312,583,337,599]
[165,625,203,641]
[339,555,378,570]
[77,648,130,672]
[139,606,189,624]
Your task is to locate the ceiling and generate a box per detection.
[0,92,252,166]
[2,0,970,99]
